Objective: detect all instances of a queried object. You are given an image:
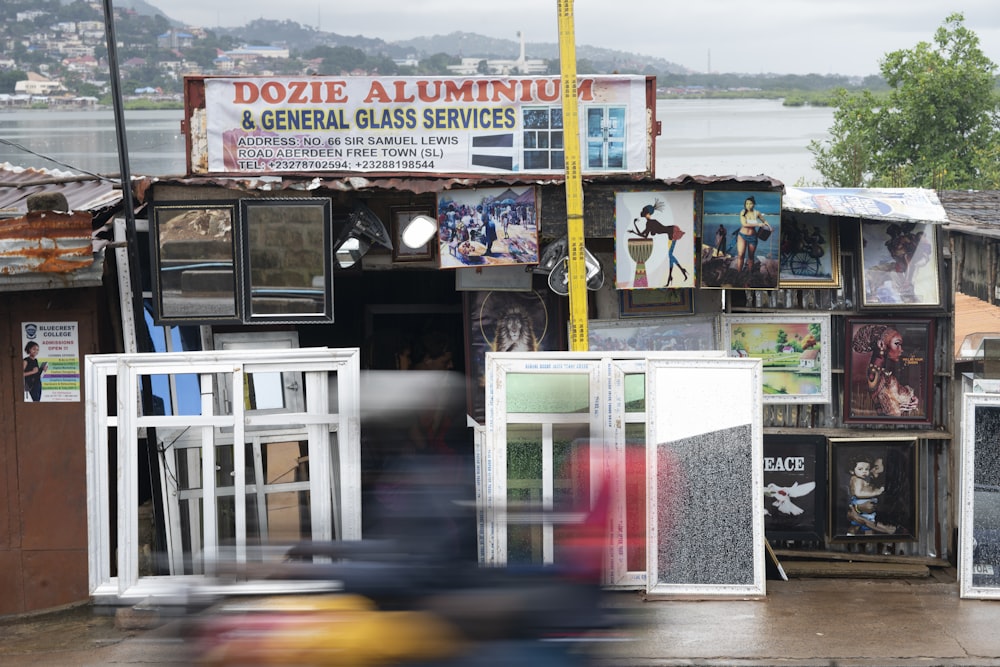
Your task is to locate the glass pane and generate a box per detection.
[507,424,542,565]
[551,131,563,149]
[523,131,538,149]
[586,107,604,139]
[587,142,604,169]
[247,371,285,410]
[552,426,591,513]
[523,108,550,129]
[550,151,564,170]
[549,108,563,129]
[624,373,646,412]
[506,373,589,413]
[537,132,549,149]
[624,425,646,572]
[506,424,594,567]
[607,141,625,169]
[523,150,549,170]
[608,107,627,138]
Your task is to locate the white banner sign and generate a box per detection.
[203,75,650,176]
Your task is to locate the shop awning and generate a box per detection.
[783,187,949,225]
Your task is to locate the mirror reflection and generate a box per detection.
[241,198,332,320]
[152,201,238,321]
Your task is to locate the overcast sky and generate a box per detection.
[156,0,1000,77]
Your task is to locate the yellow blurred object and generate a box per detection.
[199,594,465,666]
[237,593,377,614]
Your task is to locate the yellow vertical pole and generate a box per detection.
[556,0,589,351]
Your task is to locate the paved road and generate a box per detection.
[5,573,1000,666]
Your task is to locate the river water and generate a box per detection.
[0,99,834,183]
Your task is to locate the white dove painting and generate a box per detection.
[763,434,826,540]
[765,481,816,516]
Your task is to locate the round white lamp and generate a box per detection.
[401,214,438,249]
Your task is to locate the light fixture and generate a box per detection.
[335,236,367,269]
[333,202,392,269]
[401,214,438,249]
[534,236,569,274]
[545,245,605,295]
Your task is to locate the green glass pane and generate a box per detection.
[506,373,590,413]
[507,427,542,565]
[624,373,646,412]
[507,424,542,481]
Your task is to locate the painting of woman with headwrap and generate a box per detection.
[844,318,934,425]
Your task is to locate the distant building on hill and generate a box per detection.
[446,31,548,76]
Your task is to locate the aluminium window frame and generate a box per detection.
[85,347,361,603]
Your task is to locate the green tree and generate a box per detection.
[774,329,788,354]
[0,69,27,94]
[809,13,1000,188]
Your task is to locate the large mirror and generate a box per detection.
[240,198,333,323]
[150,200,239,323]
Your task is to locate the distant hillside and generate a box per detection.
[104,0,690,76]
[212,21,689,75]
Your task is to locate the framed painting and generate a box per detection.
[859,221,940,307]
[455,265,533,292]
[437,186,539,269]
[844,317,934,426]
[721,314,831,404]
[763,434,826,541]
[960,393,1000,598]
[149,200,239,324]
[619,287,693,317]
[463,286,565,422]
[588,316,717,352]
[700,190,783,290]
[828,437,918,543]
[390,207,436,262]
[239,198,333,323]
[614,191,696,290]
[778,214,841,288]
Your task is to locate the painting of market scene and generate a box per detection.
[437,186,539,269]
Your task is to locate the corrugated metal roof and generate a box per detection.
[0,163,122,216]
[939,189,1000,238]
[133,172,785,201]
[783,187,949,224]
[0,164,121,291]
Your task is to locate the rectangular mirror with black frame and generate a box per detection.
[150,200,240,324]
[240,197,333,324]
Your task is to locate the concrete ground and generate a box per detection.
[5,571,1000,666]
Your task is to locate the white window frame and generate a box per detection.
[85,347,361,603]
[481,351,727,590]
[960,392,1000,599]
[645,356,765,599]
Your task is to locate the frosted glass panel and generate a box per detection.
[506,373,589,413]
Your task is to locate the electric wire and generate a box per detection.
[0,136,118,182]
